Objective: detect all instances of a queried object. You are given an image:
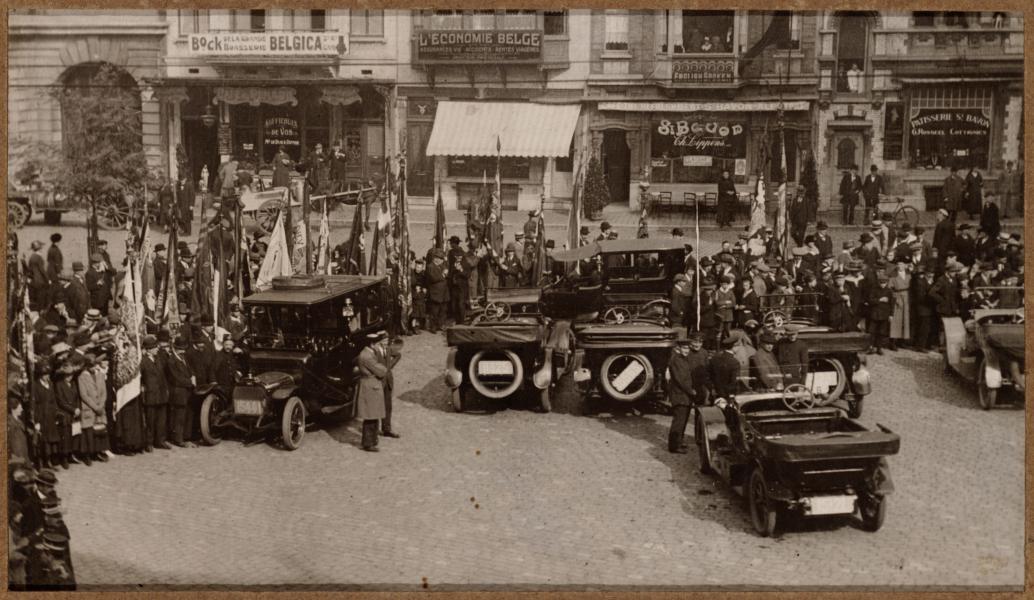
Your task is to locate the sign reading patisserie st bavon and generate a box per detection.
[416,29,542,62]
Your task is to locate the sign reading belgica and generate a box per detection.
[189,32,348,57]
[416,30,542,62]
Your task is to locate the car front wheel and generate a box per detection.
[199,393,224,446]
[977,357,997,410]
[281,396,306,450]
[748,468,778,537]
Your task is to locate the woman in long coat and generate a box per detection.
[53,360,80,469]
[356,332,389,452]
[888,261,911,348]
[34,363,59,468]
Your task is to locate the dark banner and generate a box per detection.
[909,108,991,139]
[651,115,747,159]
[416,29,542,62]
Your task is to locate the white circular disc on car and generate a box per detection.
[468,349,524,399]
[599,352,654,401]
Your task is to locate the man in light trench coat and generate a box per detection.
[356,331,400,451]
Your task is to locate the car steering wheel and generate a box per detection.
[763,310,788,330]
[603,306,632,325]
[782,383,817,412]
[482,302,511,322]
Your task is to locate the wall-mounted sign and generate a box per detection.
[672,59,736,84]
[263,116,300,150]
[416,29,542,62]
[682,155,713,167]
[189,32,347,57]
[217,123,232,156]
[652,116,747,159]
[909,108,991,138]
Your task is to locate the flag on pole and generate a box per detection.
[434,182,446,251]
[396,157,413,332]
[162,227,180,327]
[256,211,294,291]
[637,204,649,239]
[114,257,142,415]
[316,200,332,274]
[494,135,502,218]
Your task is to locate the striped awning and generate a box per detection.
[425,101,581,158]
[598,100,810,112]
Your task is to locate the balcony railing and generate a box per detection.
[654,54,739,86]
[871,27,1023,59]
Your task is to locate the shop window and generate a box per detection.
[503,10,537,30]
[544,10,567,36]
[457,183,519,210]
[178,10,209,36]
[288,9,326,31]
[912,11,936,26]
[232,9,265,31]
[909,86,993,170]
[350,10,384,37]
[678,10,735,54]
[604,10,629,51]
[230,104,261,164]
[448,157,530,180]
[649,115,747,184]
[835,12,871,94]
[836,138,857,170]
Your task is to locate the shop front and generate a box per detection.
[423,100,581,211]
[593,101,812,210]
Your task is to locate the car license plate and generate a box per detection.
[805,371,838,394]
[234,399,264,416]
[805,494,856,516]
[611,360,645,392]
[478,361,514,376]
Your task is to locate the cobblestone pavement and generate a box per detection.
[54,330,1024,590]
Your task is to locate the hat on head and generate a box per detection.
[760,332,778,345]
[528,210,537,217]
[97,239,108,246]
[579,226,589,235]
[50,342,72,355]
[791,246,808,257]
[687,332,703,343]
[601,221,612,231]
[85,309,102,321]
[816,220,828,231]
[998,232,1011,242]
[90,252,104,263]
[154,243,166,252]
[142,335,158,350]
[764,226,774,234]
[699,256,714,267]
[752,261,770,272]
[174,337,189,350]
[860,232,873,243]
[449,235,461,245]
[783,323,804,334]
[938,208,949,217]
[12,468,33,485]
[64,319,79,329]
[720,334,739,348]
[700,277,716,289]
[431,248,446,259]
[43,324,60,333]
[833,270,847,279]
[514,232,524,239]
[505,242,516,252]
[871,220,883,228]
[71,261,85,272]
[719,253,735,265]
[366,330,388,343]
[50,233,62,243]
[545,240,555,249]
[846,259,864,272]
[720,274,735,284]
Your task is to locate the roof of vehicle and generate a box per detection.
[552,238,688,262]
[243,275,386,306]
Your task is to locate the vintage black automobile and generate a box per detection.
[758,292,872,417]
[199,274,388,450]
[695,385,900,536]
[444,287,575,413]
[543,239,685,406]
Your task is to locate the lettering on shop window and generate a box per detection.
[653,117,746,159]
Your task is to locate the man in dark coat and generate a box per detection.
[166,337,196,448]
[952,224,977,267]
[329,140,348,194]
[979,194,1001,240]
[152,244,168,298]
[861,165,885,226]
[839,167,862,225]
[814,221,833,259]
[52,359,81,469]
[380,336,402,438]
[827,271,859,332]
[929,263,961,319]
[776,325,810,384]
[447,252,469,326]
[932,208,955,274]
[271,146,294,188]
[495,243,525,288]
[943,165,965,221]
[867,273,894,354]
[65,262,90,324]
[716,169,737,228]
[425,249,449,333]
[28,240,50,311]
[911,266,937,351]
[140,335,170,451]
[85,253,110,312]
[964,165,984,218]
[666,337,696,454]
[46,234,64,282]
[750,332,784,390]
[710,335,743,400]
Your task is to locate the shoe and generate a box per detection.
[144,446,153,453]
[171,441,186,448]
[82,457,92,466]
[69,455,82,464]
[382,431,400,439]
[105,450,116,458]
[96,454,108,463]
[362,446,380,453]
[669,447,689,454]
[183,442,197,448]
[157,442,172,450]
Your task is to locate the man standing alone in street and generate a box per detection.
[357,331,390,452]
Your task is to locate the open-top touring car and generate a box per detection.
[199,274,388,450]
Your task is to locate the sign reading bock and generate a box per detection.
[189,32,347,57]
[652,116,746,159]
[417,29,542,62]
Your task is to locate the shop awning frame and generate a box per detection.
[598,100,810,113]
[425,101,581,158]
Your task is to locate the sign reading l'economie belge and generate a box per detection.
[188,32,348,57]
[417,29,542,62]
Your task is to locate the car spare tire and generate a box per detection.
[272,275,326,290]
[468,349,524,399]
[599,352,654,402]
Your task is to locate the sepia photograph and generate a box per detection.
[5,7,1026,591]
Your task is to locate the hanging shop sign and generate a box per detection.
[652,116,747,159]
[672,59,736,84]
[416,29,542,62]
[909,108,991,139]
[189,32,348,57]
[263,116,300,150]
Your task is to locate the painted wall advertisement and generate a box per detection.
[416,30,542,62]
[652,116,747,159]
[263,116,300,150]
[909,109,990,140]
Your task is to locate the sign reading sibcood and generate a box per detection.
[189,32,348,57]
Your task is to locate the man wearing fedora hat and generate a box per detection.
[65,261,89,324]
[867,273,894,354]
[666,335,697,454]
[167,336,196,448]
[827,269,860,332]
[750,332,784,390]
[140,335,171,451]
[356,331,391,451]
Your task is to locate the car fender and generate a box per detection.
[696,406,727,445]
[983,352,1003,389]
[850,364,872,396]
[271,385,300,402]
[532,348,553,390]
[194,382,222,397]
[750,459,795,503]
[941,317,967,372]
[444,348,463,390]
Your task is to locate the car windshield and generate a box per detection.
[248,304,309,338]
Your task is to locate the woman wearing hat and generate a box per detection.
[52,358,82,469]
[46,233,64,283]
[888,259,912,350]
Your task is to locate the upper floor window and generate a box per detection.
[429,10,462,30]
[178,9,209,36]
[350,9,383,37]
[912,11,936,27]
[231,9,265,31]
[835,12,871,94]
[682,10,735,53]
[544,10,567,36]
[605,10,629,51]
[471,10,495,30]
[287,9,326,31]
[503,9,536,30]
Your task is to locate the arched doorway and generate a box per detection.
[602,129,630,204]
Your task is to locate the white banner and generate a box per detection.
[189,31,347,57]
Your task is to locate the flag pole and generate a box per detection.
[695,197,701,330]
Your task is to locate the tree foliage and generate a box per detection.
[582,153,610,218]
[17,63,158,204]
